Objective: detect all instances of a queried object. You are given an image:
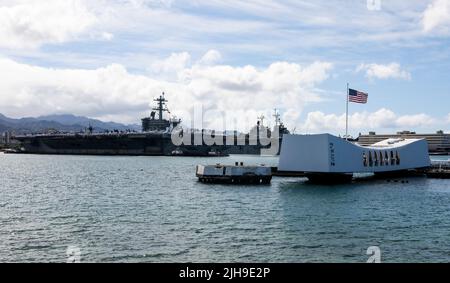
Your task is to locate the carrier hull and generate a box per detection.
[15,133,268,156]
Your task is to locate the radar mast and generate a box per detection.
[153,92,170,121]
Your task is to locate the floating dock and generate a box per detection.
[196,163,272,184]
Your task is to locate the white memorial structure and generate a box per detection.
[278,134,431,182]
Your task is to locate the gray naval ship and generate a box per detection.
[14,93,289,156]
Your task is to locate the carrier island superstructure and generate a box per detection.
[14,93,288,156]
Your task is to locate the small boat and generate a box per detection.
[3,148,20,154]
[207,149,229,157]
[171,148,184,156]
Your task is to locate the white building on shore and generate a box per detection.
[1,132,11,145]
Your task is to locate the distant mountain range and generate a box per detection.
[0,113,140,134]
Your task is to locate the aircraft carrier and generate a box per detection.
[13,93,287,156]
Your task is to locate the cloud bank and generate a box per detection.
[0,51,333,130]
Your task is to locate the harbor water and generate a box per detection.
[0,153,449,263]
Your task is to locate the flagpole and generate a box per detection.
[345,83,349,139]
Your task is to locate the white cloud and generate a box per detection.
[127,0,174,9]
[302,108,435,134]
[149,52,191,81]
[357,63,412,81]
[197,50,222,66]
[447,113,450,123]
[0,1,446,54]
[100,32,114,41]
[395,114,436,128]
[0,1,446,68]
[0,0,99,49]
[0,51,333,129]
[422,0,450,33]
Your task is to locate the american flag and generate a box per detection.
[348,88,368,104]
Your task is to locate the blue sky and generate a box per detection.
[0,0,449,135]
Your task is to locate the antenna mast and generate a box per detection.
[153,92,170,121]
[273,109,281,127]
[257,115,265,127]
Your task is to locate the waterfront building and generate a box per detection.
[0,132,11,145]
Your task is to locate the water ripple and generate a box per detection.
[0,154,449,262]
